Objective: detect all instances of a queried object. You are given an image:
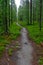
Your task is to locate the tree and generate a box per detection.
[39,0,42,31]
[18,0,29,25]
[32,0,36,24]
[0,0,17,34]
[11,0,17,23]
[30,0,32,24]
[25,0,29,25]
[18,6,23,21]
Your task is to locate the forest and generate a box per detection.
[0,0,43,65]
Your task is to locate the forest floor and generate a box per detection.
[0,23,43,65]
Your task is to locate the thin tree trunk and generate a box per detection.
[30,0,32,25]
[5,0,8,34]
[39,0,42,31]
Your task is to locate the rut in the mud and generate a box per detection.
[17,28,33,65]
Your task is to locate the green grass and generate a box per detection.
[9,22,21,40]
[0,26,4,34]
[0,45,5,57]
[0,36,10,57]
[0,36,10,45]
[27,23,43,44]
[38,56,43,65]
[8,48,13,56]
[18,21,27,27]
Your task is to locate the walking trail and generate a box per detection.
[17,28,33,65]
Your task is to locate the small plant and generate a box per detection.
[0,45,5,57]
[14,42,21,50]
[9,22,21,40]
[38,57,43,65]
[8,48,13,56]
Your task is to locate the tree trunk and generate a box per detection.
[39,0,42,31]
[30,0,32,25]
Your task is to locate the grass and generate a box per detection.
[0,26,4,34]
[0,45,5,57]
[18,21,27,27]
[38,56,43,65]
[27,23,43,44]
[9,22,21,40]
[0,35,10,57]
[8,48,13,56]
[0,22,21,57]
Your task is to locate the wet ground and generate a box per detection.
[17,28,33,65]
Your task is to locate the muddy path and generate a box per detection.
[17,28,33,65]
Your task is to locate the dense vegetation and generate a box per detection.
[0,0,17,34]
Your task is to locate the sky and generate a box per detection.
[15,0,20,9]
[15,0,30,9]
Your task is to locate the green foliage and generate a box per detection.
[18,0,29,24]
[0,0,17,34]
[18,21,27,27]
[15,43,20,49]
[9,22,21,40]
[0,45,5,57]
[8,48,13,56]
[0,36,10,45]
[0,35,10,57]
[38,57,43,65]
[27,22,43,44]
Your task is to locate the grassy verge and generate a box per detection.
[9,22,21,40]
[27,24,43,44]
[0,22,21,57]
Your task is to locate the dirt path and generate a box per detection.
[17,28,33,65]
